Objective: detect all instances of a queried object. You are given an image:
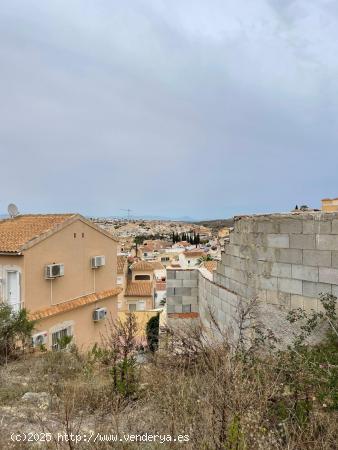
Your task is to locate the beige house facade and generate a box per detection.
[0,214,121,351]
[322,198,338,212]
[117,260,163,312]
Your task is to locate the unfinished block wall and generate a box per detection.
[165,212,338,343]
[166,269,199,326]
[215,212,338,311]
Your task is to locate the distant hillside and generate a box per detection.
[193,218,234,232]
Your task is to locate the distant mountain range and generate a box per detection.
[97,214,198,222]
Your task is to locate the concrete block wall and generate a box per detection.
[166,269,199,326]
[198,272,241,340]
[165,212,338,344]
[215,212,338,313]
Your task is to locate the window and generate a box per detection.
[51,326,72,351]
[182,305,191,313]
[73,233,77,238]
[161,257,170,262]
[117,276,124,285]
[117,301,122,310]
[136,301,145,311]
[135,274,150,281]
[128,301,145,312]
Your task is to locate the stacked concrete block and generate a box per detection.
[166,270,200,328]
[218,212,338,315]
[165,212,338,345]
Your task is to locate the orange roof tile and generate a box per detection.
[29,287,122,321]
[156,281,166,291]
[0,214,75,253]
[117,255,127,274]
[125,281,153,297]
[0,213,118,253]
[131,260,164,271]
[201,260,217,273]
[168,312,199,319]
[175,241,190,247]
[184,250,206,257]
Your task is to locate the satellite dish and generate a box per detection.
[8,203,19,218]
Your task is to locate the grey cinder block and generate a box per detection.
[279,219,302,234]
[167,279,182,288]
[319,267,338,284]
[259,276,278,291]
[303,220,331,234]
[276,248,302,264]
[167,270,176,280]
[291,264,319,282]
[303,250,331,268]
[271,262,292,278]
[302,281,331,298]
[332,219,338,234]
[278,278,302,295]
[290,234,315,250]
[267,234,290,248]
[183,279,198,288]
[316,235,338,250]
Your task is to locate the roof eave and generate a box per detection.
[0,251,22,256]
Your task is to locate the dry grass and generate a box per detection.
[1,322,338,449]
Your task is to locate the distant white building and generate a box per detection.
[179,249,206,268]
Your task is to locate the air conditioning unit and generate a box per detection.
[32,331,48,347]
[45,264,64,279]
[92,307,107,322]
[91,255,105,268]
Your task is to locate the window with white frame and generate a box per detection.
[51,326,72,351]
[128,301,146,312]
[136,301,145,311]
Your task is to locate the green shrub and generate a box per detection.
[0,304,35,365]
[146,314,159,352]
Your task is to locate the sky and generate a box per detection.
[0,0,338,220]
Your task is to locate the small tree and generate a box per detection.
[146,314,160,352]
[0,304,35,365]
[102,313,139,397]
[198,254,214,264]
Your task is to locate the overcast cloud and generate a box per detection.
[0,0,337,219]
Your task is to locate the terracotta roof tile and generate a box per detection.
[201,260,217,273]
[156,281,166,291]
[184,250,206,257]
[29,287,122,321]
[168,312,199,319]
[125,281,153,297]
[0,213,118,253]
[170,262,181,268]
[131,260,164,271]
[117,255,127,274]
[0,214,75,253]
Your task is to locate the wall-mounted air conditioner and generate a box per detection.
[91,255,105,268]
[32,331,48,347]
[92,307,107,322]
[45,264,64,279]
